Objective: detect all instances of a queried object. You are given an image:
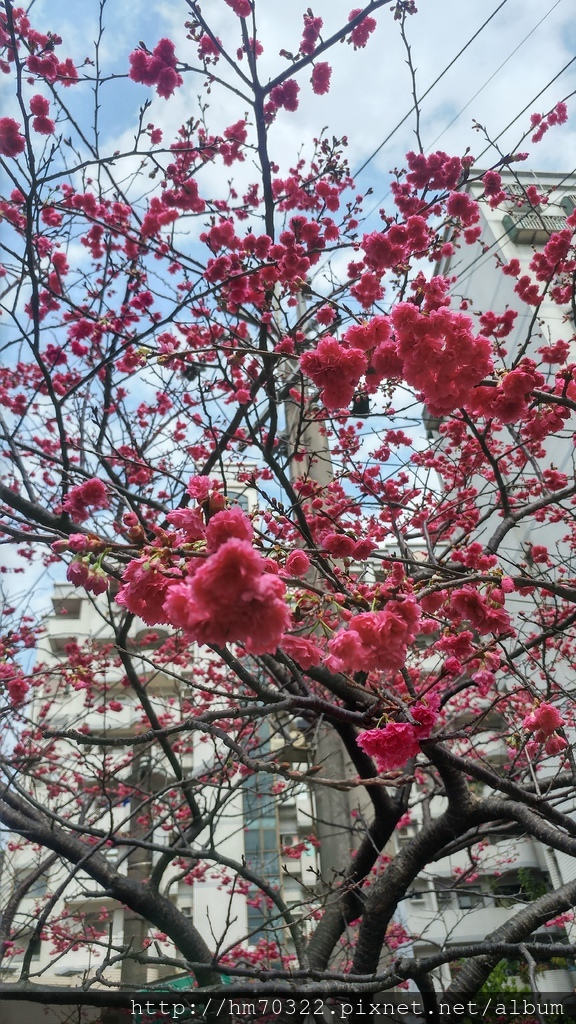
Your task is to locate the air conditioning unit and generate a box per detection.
[560,194,576,216]
[502,212,566,245]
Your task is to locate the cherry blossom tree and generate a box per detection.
[2,0,576,1015]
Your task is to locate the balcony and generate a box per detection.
[502,212,567,245]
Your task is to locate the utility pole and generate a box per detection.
[281,294,362,892]
[121,749,152,986]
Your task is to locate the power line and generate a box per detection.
[426,0,564,153]
[361,0,567,222]
[443,69,576,287]
[312,13,575,292]
[476,57,576,161]
[353,0,511,178]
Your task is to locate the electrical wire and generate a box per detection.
[311,6,575,293]
[475,57,576,162]
[361,0,568,222]
[353,0,511,178]
[441,161,576,290]
[425,0,565,155]
[439,80,576,288]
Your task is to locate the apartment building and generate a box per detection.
[1,475,319,991]
[407,169,576,991]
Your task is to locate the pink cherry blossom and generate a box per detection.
[62,478,109,522]
[166,507,206,540]
[300,337,367,409]
[328,599,420,673]
[116,556,176,626]
[450,586,511,636]
[280,634,322,668]
[285,550,310,577]
[348,9,377,48]
[544,734,567,756]
[0,117,25,157]
[523,702,565,737]
[269,79,300,112]
[225,0,252,15]
[205,506,253,552]
[29,94,55,134]
[311,63,332,96]
[164,538,290,654]
[356,722,420,772]
[128,39,183,99]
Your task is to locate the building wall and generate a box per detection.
[3,509,319,987]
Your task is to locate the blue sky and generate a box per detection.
[3,0,576,615]
[27,0,576,181]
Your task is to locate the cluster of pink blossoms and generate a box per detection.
[66,560,108,596]
[356,700,439,773]
[300,337,367,409]
[0,117,25,157]
[523,702,567,757]
[469,362,545,425]
[62,478,109,522]
[450,585,512,636]
[29,94,55,134]
[26,52,77,84]
[115,499,291,655]
[327,597,420,673]
[225,0,252,16]
[311,62,331,95]
[390,303,493,416]
[165,538,290,654]
[347,8,377,48]
[128,39,183,99]
[300,302,492,415]
[0,662,29,707]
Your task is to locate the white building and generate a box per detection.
[404,168,576,991]
[1,477,319,991]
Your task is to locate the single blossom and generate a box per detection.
[285,550,310,577]
[280,634,323,669]
[205,506,253,552]
[166,507,205,540]
[225,0,252,14]
[544,734,567,756]
[311,62,332,95]
[0,117,25,157]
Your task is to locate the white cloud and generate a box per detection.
[28,0,575,183]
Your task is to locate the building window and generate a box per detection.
[397,826,417,848]
[229,490,250,511]
[14,869,49,898]
[409,889,425,902]
[9,932,41,961]
[456,890,484,909]
[502,212,567,245]
[435,882,454,907]
[52,596,82,618]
